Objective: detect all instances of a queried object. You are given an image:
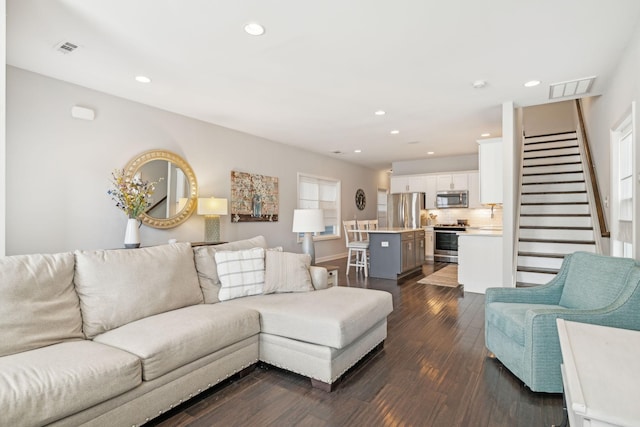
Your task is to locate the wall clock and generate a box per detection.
[355,188,366,210]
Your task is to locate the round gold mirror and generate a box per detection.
[123,150,198,229]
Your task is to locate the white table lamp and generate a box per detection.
[292,208,325,265]
[197,197,228,243]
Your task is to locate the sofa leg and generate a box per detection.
[237,364,257,379]
[311,378,335,392]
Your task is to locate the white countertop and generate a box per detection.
[368,227,423,233]
[459,230,503,237]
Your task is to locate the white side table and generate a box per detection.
[556,319,640,427]
[323,265,339,287]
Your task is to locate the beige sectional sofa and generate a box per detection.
[0,236,393,427]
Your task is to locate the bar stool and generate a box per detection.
[357,219,378,269]
[343,220,368,277]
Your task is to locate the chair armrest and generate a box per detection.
[485,273,565,305]
[310,266,329,290]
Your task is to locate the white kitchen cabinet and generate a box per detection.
[478,138,503,204]
[424,229,434,260]
[467,172,481,208]
[436,173,468,191]
[390,175,428,193]
[424,175,437,209]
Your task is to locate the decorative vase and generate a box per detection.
[124,218,141,249]
[252,194,262,218]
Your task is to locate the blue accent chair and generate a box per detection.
[485,251,640,393]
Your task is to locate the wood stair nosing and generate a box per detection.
[519,225,593,231]
[521,190,587,195]
[520,213,590,217]
[523,153,580,161]
[519,238,596,245]
[523,145,579,154]
[516,282,544,288]
[518,251,567,259]
[522,180,585,186]
[516,266,560,274]
[523,137,578,146]
[523,171,584,177]
[523,161,582,168]
[525,131,577,139]
[521,202,588,206]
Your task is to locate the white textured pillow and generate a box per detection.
[193,235,268,303]
[215,247,265,301]
[263,251,313,294]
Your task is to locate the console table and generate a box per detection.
[556,319,640,427]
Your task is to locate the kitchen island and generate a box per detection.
[368,228,425,280]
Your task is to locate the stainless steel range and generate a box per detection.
[433,225,467,263]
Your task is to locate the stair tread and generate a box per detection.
[524,145,579,153]
[520,213,590,217]
[516,282,547,288]
[521,202,588,205]
[522,180,585,185]
[520,225,593,230]
[523,171,583,176]
[525,131,577,139]
[523,154,580,161]
[523,161,582,167]
[521,190,587,195]
[518,252,568,258]
[519,238,596,244]
[517,266,560,274]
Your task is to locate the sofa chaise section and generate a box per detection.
[226,286,393,390]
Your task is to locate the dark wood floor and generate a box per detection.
[148,261,563,427]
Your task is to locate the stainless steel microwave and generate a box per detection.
[436,191,468,209]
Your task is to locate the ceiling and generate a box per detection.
[6,1,640,170]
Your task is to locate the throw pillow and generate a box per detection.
[215,247,265,301]
[263,251,313,294]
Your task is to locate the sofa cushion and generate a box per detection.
[93,304,260,381]
[263,251,313,294]
[215,247,266,301]
[485,302,562,346]
[0,340,141,427]
[74,242,204,339]
[193,235,268,303]
[559,252,636,309]
[224,287,393,349]
[0,252,83,357]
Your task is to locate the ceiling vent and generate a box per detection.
[549,76,595,100]
[55,41,79,54]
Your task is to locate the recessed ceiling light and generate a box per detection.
[374,110,386,116]
[524,80,541,87]
[354,149,362,153]
[244,22,265,36]
[427,151,435,155]
[472,80,487,89]
[390,130,400,135]
[481,133,491,137]
[135,75,151,83]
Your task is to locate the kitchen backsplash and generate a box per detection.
[421,207,503,227]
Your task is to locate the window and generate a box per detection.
[297,173,341,240]
[611,110,634,258]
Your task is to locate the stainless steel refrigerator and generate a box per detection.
[387,193,424,229]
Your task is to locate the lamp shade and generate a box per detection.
[292,208,325,232]
[197,197,228,216]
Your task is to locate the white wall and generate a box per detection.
[6,67,382,259]
[581,22,640,256]
[1,1,6,256]
[522,100,577,136]
[391,154,478,175]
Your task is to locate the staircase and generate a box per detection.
[516,131,598,286]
